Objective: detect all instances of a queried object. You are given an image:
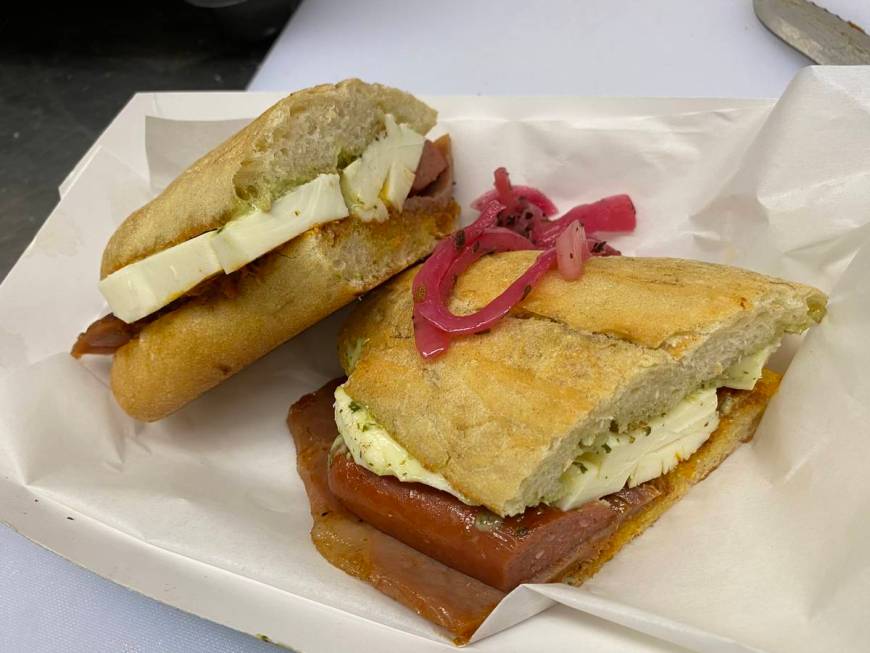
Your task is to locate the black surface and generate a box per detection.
[0,2,288,282]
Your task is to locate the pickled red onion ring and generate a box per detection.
[412,168,636,358]
[555,221,589,281]
[561,194,636,233]
[535,195,636,246]
[417,249,556,335]
[412,201,504,305]
[493,167,517,214]
[412,309,450,359]
[412,204,511,357]
[443,229,538,300]
[472,187,558,217]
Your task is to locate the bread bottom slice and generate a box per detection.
[559,368,781,586]
[111,201,458,421]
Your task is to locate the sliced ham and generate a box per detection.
[288,379,503,644]
[70,273,247,358]
[288,379,661,640]
[405,135,454,210]
[411,139,449,193]
[328,443,659,592]
[70,313,135,358]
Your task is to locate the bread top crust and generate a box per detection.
[101,79,437,278]
[338,254,827,516]
[448,253,827,357]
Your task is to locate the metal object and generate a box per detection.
[754,0,870,64]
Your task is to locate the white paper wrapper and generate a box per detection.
[1,67,869,652]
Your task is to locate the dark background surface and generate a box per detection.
[0,1,292,282]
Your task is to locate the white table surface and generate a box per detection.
[4,0,869,651]
[250,0,815,95]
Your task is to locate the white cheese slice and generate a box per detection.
[341,157,387,222]
[551,458,601,512]
[100,117,426,322]
[554,387,720,510]
[100,173,348,322]
[629,425,713,487]
[98,232,222,324]
[334,385,469,502]
[210,173,348,273]
[334,384,720,513]
[340,114,424,221]
[333,338,779,513]
[718,342,779,390]
[381,160,417,211]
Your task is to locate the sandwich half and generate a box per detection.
[72,79,459,421]
[289,252,826,641]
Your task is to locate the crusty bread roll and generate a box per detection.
[338,254,826,517]
[288,367,782,643]
[100,80,459,421]
[113,204,456,421]
[101,79,438,277]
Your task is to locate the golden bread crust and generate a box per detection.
[338,255,825,516]
[111,202,458,421]
[101,79,437,277]
[344,311,669,509]
[450,252,827,357]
